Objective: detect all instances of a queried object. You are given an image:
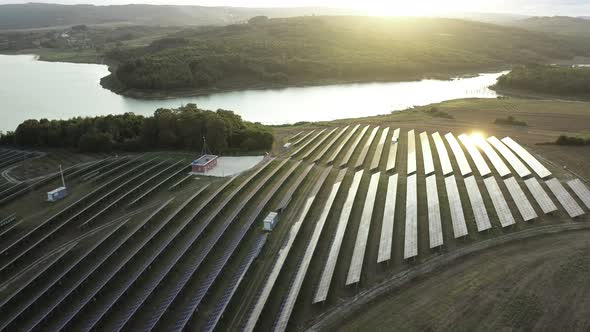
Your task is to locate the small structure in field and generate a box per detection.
[47,165,68,202]
[191,154,219,173]
[263,212,279,231]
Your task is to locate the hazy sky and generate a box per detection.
[1,0,589,16]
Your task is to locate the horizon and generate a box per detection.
[0,0,589,17]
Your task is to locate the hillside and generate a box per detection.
[510,16,590,37]
[103,16,590,97]
[0,3,357,30]
[495,64,590,97]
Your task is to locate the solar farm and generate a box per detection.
[0,122,589,331]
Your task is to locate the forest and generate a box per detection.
[0,105,273,153]
[102,16,590,94]
[496,64,590,96]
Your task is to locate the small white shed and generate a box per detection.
[262,212,279,231]
[47,187,68,202]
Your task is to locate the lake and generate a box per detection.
[0,54,506,132]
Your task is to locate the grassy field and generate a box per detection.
[0,97,589,331]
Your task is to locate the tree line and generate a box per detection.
[496,64,590,96]
[0,104,273,153]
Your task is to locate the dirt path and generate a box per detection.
[307,224,590,331]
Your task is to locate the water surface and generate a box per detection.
[0,54,505,132]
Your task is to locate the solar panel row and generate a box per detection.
[314,170,363,303]
[0,216,133,330]
[432,132,453,176]
[444,175,469,238]
[312,126,350,163]
[524,178,557,214]
[202,234,268,332]
[65,185,216,331]
[121,159,289,332]
[30,198,177,332]
[385,128,401,172]
[347,172,380,285]
[243,167,332,332]
[292,130,316,146]
[291,129,327,157]
[502,137,552,179]
[355,126,380,169]
[487,137,531,178]
[458,134,491,177]
[159,162,302,332]
[276,164,315,212]
[0,158,157,274]
[426,175,443,248]
[546,178,585,218]
[420,132,435,175]
[483,177,515,227]
[327,124,360,165]
[378,174,398,263]
[340,125,370,167]
[472,135,511,177]
[407,130,417,175]
[464,176,492,232]
[504,177,538,221]
[445,133,472,176]
[272,168,340,332]
[370,128,390,171]
[567,179,590,209]
[404,174,418,259]
[128,163,190,207]
[300,127,339,160]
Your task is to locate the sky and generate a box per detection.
[0,0,589,16]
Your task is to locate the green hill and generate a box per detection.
[103,16,590,96]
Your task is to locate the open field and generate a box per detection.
[0,97,589,331]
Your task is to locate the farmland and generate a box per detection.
[0,97,589,331]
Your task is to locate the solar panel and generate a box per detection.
[404,174,418,259]
[426,175,443,248]
[327,124,360,165]
[420,132,435,175]
[458,134,491,177]
[487,136,531,178]
[407,130,417,175]
[340,125,370,167]
[347,172,380,285]
[125,160,294,332]
[504,177,538,221]
[445,133,472,176]
[471,135,511,177]
[370,128,390,171]
[301,127,339,160]
[567,179,590,209]
[378,174,398,263]
[244,168,333,332]
[385,128,401,172]
[483,177,516,227]
[546,178,584,218]
[272,168,339,332]
[58,184,219,331]
[444,175,468,238]
[289,131,304,141]
[292,130,315,146]
[29,198,177,332]
[0,158,158,274]
[355,126,380,169]
[291,129,327,157]
[314,170,364,303]
[276,164,314,212]
[502,137,552,179]
[432,132,453,176]
[313,126,350,163]
[524,178,557,214]
[202,234,267,332]
[0,215,135,331]
[464,176,492,232]
[129,163,190,207]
